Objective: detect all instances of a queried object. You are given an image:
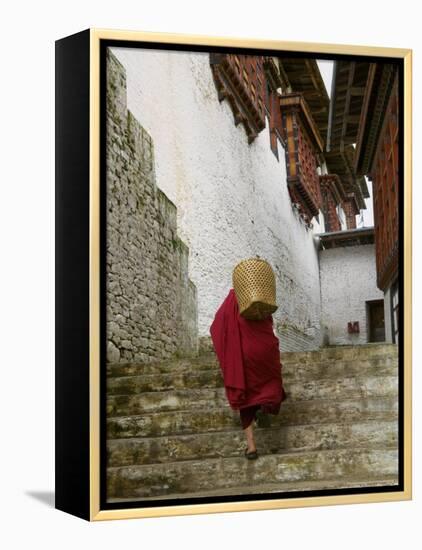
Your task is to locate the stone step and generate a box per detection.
[107,395,398,438]
[107,446,398,499]
[107,350,398,379]
[107,369,223,396]
[282,356,397,380]
[107,362,398,396]
[281,343,398,363]
[107,355,219,378]
[107,419,398,466]
[107,374,398,416]
[107,475,399,503]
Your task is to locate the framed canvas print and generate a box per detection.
[55,28,412,521]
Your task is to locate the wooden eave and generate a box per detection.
[343,145,370,202]
[354,63,398,175]
[263,57,286,90]
[325,145,368,210]
[327,60,371,153]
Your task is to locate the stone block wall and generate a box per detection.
[106,50,198,363]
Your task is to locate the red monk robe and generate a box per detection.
[209,288,286,428]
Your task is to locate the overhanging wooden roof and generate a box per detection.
[327,60,398,175]
[354,63,398,175]
[325,61,375,210]
[327,61,371,153]
[325,145,370,210]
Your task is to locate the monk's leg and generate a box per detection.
[244,423,257,453]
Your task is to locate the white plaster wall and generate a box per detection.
[337,204,348,230]
[111,47,323,350]
[319,244,384,345]
[312,209,326,234]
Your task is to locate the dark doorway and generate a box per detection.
[367,300,386,342]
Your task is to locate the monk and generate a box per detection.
[209,288,286,460]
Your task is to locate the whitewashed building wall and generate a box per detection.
[111,47,323,351]
[319,244,384,345]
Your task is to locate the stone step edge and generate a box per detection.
[107,375,399,401]
[106,475,400,503]
[106,417,398,444]
[107,440,398,467]
[107,365,398,385]
[107,398,399,419]
[106,393,399,419]
[107,386,399,403]
[107,413,398,439]
[107,354,399,375]
[106,444,398,472]
[281,344,398,355]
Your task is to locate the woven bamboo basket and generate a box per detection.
[232,257,278,320]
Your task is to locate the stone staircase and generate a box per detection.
[106,343,399,502]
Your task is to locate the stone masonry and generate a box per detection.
[106,50,198,364]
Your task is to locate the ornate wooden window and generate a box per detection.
[280,93,324,223]
[210,53,266,143]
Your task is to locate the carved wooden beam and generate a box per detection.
[210,53,266,143]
